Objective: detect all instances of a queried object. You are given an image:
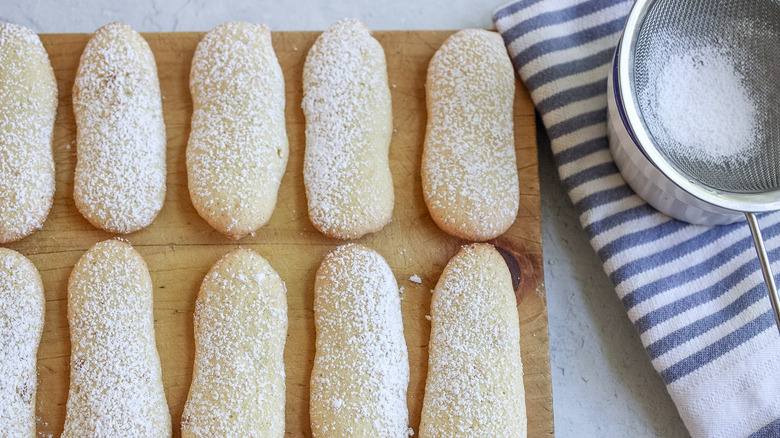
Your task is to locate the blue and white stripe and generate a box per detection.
[493,1,780,437]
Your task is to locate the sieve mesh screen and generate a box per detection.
[633,0,780,193]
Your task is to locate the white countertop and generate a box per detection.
[3,0,689,436]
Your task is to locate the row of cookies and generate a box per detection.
[0,240,525,436]
[0,19,519,244]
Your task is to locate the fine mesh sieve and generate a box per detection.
[616,0,780,332]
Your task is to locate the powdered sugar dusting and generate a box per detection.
[72,22,166,234]
[310,244,411,437]
[302,19,394,239]
[0,248,44,436]
[182,248,287,436]
[187,22,288,239]
[63,239,170,436]
[420,244,526,436]
[0,23,57,243]
[422,29,519,241]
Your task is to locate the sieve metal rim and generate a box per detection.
[615,0,780,214]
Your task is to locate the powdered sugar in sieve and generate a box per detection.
[641,44,757,164]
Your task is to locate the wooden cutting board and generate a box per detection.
[5,30,551,436]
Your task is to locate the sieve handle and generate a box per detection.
[746,213,780,335]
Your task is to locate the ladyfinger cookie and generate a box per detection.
[0,24,57,243]
[302,19,394,240]
[422,29,519,241]
[187,22,288,239]
[63,239,171,437]
[0,248,45,437]
[420,243,526,437]
[310,244,411,437]
[73,22,166,234]
[181,248,287,437]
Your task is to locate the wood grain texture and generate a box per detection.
[4,30,551,437]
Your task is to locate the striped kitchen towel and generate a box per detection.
[493,1,780,437]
